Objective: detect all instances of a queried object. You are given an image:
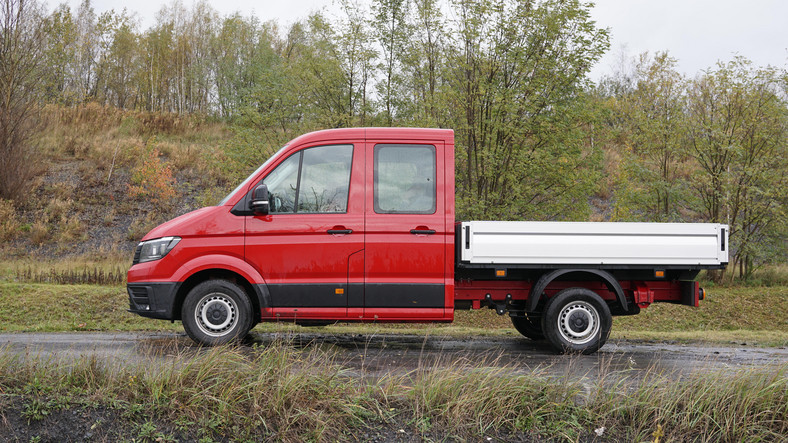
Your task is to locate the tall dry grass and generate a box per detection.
[0,343,784,441]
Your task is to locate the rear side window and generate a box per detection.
[374,144,436,214]
[263,144,353,214]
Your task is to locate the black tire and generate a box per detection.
[511,314,544,340]
[182,279,253,346]
[541,287,612,355]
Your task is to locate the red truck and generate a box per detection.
[127,128,728,354]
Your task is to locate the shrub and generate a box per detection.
[126,212,162,242]
[45,198,73,223]
[0,200,20,241]
[128,138,176,207]
[29,221,49,245]
[58,216,86,243]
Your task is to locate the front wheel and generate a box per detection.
[182,279,253,346]
[541,287,611,354]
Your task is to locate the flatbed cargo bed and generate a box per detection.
[459,221,728,268]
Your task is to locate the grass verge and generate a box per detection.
[0,282,179,332]
[0,344,785,442]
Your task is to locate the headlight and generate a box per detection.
[134,237,181,264]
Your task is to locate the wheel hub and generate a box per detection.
[196,294,237,336]
[206,303,228,326]
[557,301,600,345]
[568,312,589,333]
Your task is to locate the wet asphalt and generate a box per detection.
[1,331,786,381]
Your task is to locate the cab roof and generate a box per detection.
[286,127,454,147]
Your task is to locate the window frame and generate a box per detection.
[261,144,354,215]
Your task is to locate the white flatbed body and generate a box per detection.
[459,221,729,267]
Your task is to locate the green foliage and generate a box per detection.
[599,54,788,279]
[21,398,58,423]
[686,59,787,279]
[4,0,785,276]
[0,0,46,202]
[608,52,691,221]
[372,0,408,126]
[218,126,281,185]
[447,0,609,220]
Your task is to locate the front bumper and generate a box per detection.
[127,282,180,320]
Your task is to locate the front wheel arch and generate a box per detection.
[174,269,261,323]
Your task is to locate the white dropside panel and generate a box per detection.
[460,221,729,266]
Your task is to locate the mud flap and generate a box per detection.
[680,281,700,307]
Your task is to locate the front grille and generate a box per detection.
[132,244,142,265]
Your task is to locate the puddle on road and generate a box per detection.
[242,332,788,380]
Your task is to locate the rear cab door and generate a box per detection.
[363,129,455,321]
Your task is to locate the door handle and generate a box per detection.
[327,228,353,235]
[410,229,435,235]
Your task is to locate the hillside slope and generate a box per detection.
[1,105,231,260]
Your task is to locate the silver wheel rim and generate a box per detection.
[195,292,238,337]
[557,300,600,345]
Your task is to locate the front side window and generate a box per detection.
[374,144,436,214]
[262,144,353,214]
[262,152,299,213]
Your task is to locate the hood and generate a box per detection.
[141,206,233,241]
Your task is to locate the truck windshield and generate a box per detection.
[217,145,288,206]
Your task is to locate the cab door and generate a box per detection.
[363,139,446,320]
[245,142,364,320]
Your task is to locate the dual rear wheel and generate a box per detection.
[511,287,612,354]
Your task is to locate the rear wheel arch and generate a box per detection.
[526,268,628,314]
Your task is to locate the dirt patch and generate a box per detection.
[0,396,591,442]
[0,399,188,443]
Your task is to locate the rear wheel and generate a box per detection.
[511,314,544,340]
[182,279,253,346]
[541,287,611,354]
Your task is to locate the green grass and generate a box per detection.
[0,282,179,332]
[0,344,785,441]
[616,286,788,331]
[0,279,785,346]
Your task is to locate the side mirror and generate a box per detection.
[250,184,270,215]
